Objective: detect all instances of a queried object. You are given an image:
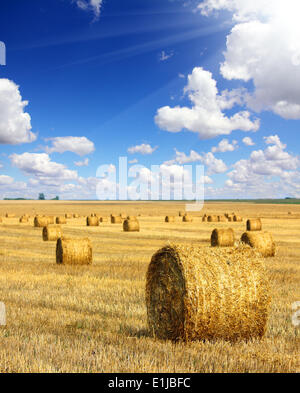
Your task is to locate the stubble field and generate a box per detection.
[0,200,299,373]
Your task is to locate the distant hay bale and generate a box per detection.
[48,216,55,224]
[217,215,227,222]
[179,211,184,217]
[73,214,79,218]
[6,213,15,218]
[86,216,99,226]
[146,244,270,341]
[127,216,137,221]
[233,215,243,222]
[288,211,292,215]
[123,219,140,232]
[207,215,218,222]
[111,215,122,224]
[246,218,262,231]
[99,217,108,223]
[65,213,72,219]
[56,238,92,265]
[34,216,50,227]
[165,216,175,223]
[202,216,207,222]
[19,216,29,223]
[120,213,126,219]
[43,225,62,241]
[241,231,275,257]
[56,216,67,225]
[211,228,235,247]
[227,215,235,222]
[182,215,193,222]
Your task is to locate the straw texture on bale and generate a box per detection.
[207,215,218,222]
[217,215,227,222]
[34,216,50,227]
[211,228,235,247]
[123,219,140,232]
[86,216,99,226]
[56,238,92,265]
[182,215,193,222]
[19,216,29,223]
[233,215,243,222]
[111,215,122,224]
[165,216,175,223]
[146,244,270,342]
[56,216,67,225]
[43,225,62,241]
[247,218,262,231]
[241,231,275,257]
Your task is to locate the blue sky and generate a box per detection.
[0,0,300,200]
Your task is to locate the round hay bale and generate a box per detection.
[202,216,207,222]
[241,231,275,257]
[146,244,270,342]
[86,216,99,226]
[127,216,137,221]
[227,215,234,222]
[56,216,67,225]
[65,213,72,219]
[246,218,262,231]
[6,213,15,218]
[165,216,175,223]
[233,215,243,222]
[56,238,92,265]
[43,225,62,241]
[48,216,55,224]
[34,216,50,227]
[211,228,235,247]
[99,217,108,223]
[19,216,29,223]
[178,211,184,217]
[123,219,140,232]
[182,215,193,222]
[207,215,218,223]
[111,215,122,224]
[73,213,79,218]
[217,215,227,222]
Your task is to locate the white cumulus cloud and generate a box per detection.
[75,0,103,19]
[74,158,89,167]
[0,79,36,144]
[211,138,238,152]
[45,136,95,156]
[128,143,157,155]
[155,67,259,139]
[242,136,255,146]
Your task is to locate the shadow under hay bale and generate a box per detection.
[111,215,122,224]
[56,216,67,225]
[56,238,92,265]
[86,216,99,226]
[211,228,235,247]
[247,218,262,231]
[165,216,175,223]
[43,225,62,241]
[123,219,140,232]
[241,231,275,257]
[146,244,270,342]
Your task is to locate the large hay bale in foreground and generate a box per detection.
[241,231,275,257]
[146,244,270,342]
[56,238,92,265]
[207,215,218,222]
[34,216,50,227]
[19,216,29,223]
[123,219,140,232]
[182,214,193,222]
[86,216,99,226]
[43,225,62,241]
[111,215,122,224]
[217,215,227,222]
[56,216,67,225]
[165,216,175,223]
[246,218,262,231]
[211,228,235,247]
